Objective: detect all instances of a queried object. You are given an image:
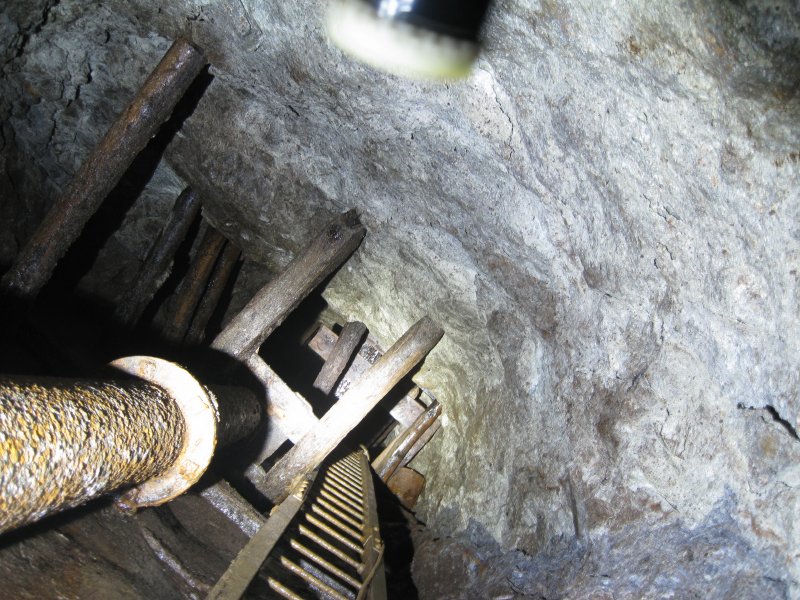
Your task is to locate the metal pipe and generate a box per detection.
[1,39,207,298]
[0,356,260,534]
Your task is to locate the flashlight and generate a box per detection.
[326,0,493,81]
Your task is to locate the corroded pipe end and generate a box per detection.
[110,356,218,512]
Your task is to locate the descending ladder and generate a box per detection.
[208,449,386,600]
[0,36,445,598]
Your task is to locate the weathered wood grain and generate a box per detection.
[312,321,367,394]
[162,226,226,343]
[1,39,206,298]
[308,325,427,428]
[185,241,241,344]
[211,210,365,361]
[373,400,441,481]
[114,187,201,326]
[259,316,444,503]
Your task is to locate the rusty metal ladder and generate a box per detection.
[208,448,387,600]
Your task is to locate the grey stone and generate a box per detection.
[1,0,799,596]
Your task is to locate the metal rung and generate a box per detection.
[298,524,363,571]
[267,578,305,600]
[333,462,360,476]
[311,504,363,542]
[306,514,363,554]
[320,489,365,521]
[323,475,362,498]
[290,538,361,589]
[326,472,363,497]
[280,556,351,600]
[317,498,363,530]
[330,463,361,480]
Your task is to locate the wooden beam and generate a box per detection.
[198,480,265,538]
[245,355,317,463]
[211,210,365,361]
[163,225,226,343]
[312,321,367,394]
[114,187,201,326]
[259,316,444,503]
[372,401,441,481]
[184,241,241,344]
[308,324,427,427]
[1,39,206,298]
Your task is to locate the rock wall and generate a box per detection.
[2,0,799,597]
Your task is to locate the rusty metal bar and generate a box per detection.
[279,556,350,600]
[313,321,368,394]
[185,240,241,344]
[372,400,441,482]
[357,450,387,600]
[0,356,260,534]
[267,450,385,600]
[1,39,207,298]
[163,226,227,343]
[206,477,313,600]
[260,317,444,504]
[306,514,363,554]
[289,539,362,589]
[298,524,362,570]
[114,187,202,326]
[211,210,366,361]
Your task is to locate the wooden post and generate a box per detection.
[244,355,317,463]
[184,241,241,344]
[312,321,367,394]
[114,187,201,326]
[372,401,441,481]
[259,316,444,503]
[1,39,206,298]
[211,210,366,361]
[162,226,226,343]
[399,418,442,471]
[308,324,428,427]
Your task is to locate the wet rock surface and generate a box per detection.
[1,0,799,597]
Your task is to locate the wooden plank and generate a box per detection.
[312,321,367,394]
[372,401,441,481]
[198,480,265,538]
[114,187,201,326]
[308,325,426,428]
[1,39,206,298]
[211,210,365,361]
[259,317,444,503]
[245,355,317,463]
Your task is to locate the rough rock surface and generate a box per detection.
[2,0,799,597]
